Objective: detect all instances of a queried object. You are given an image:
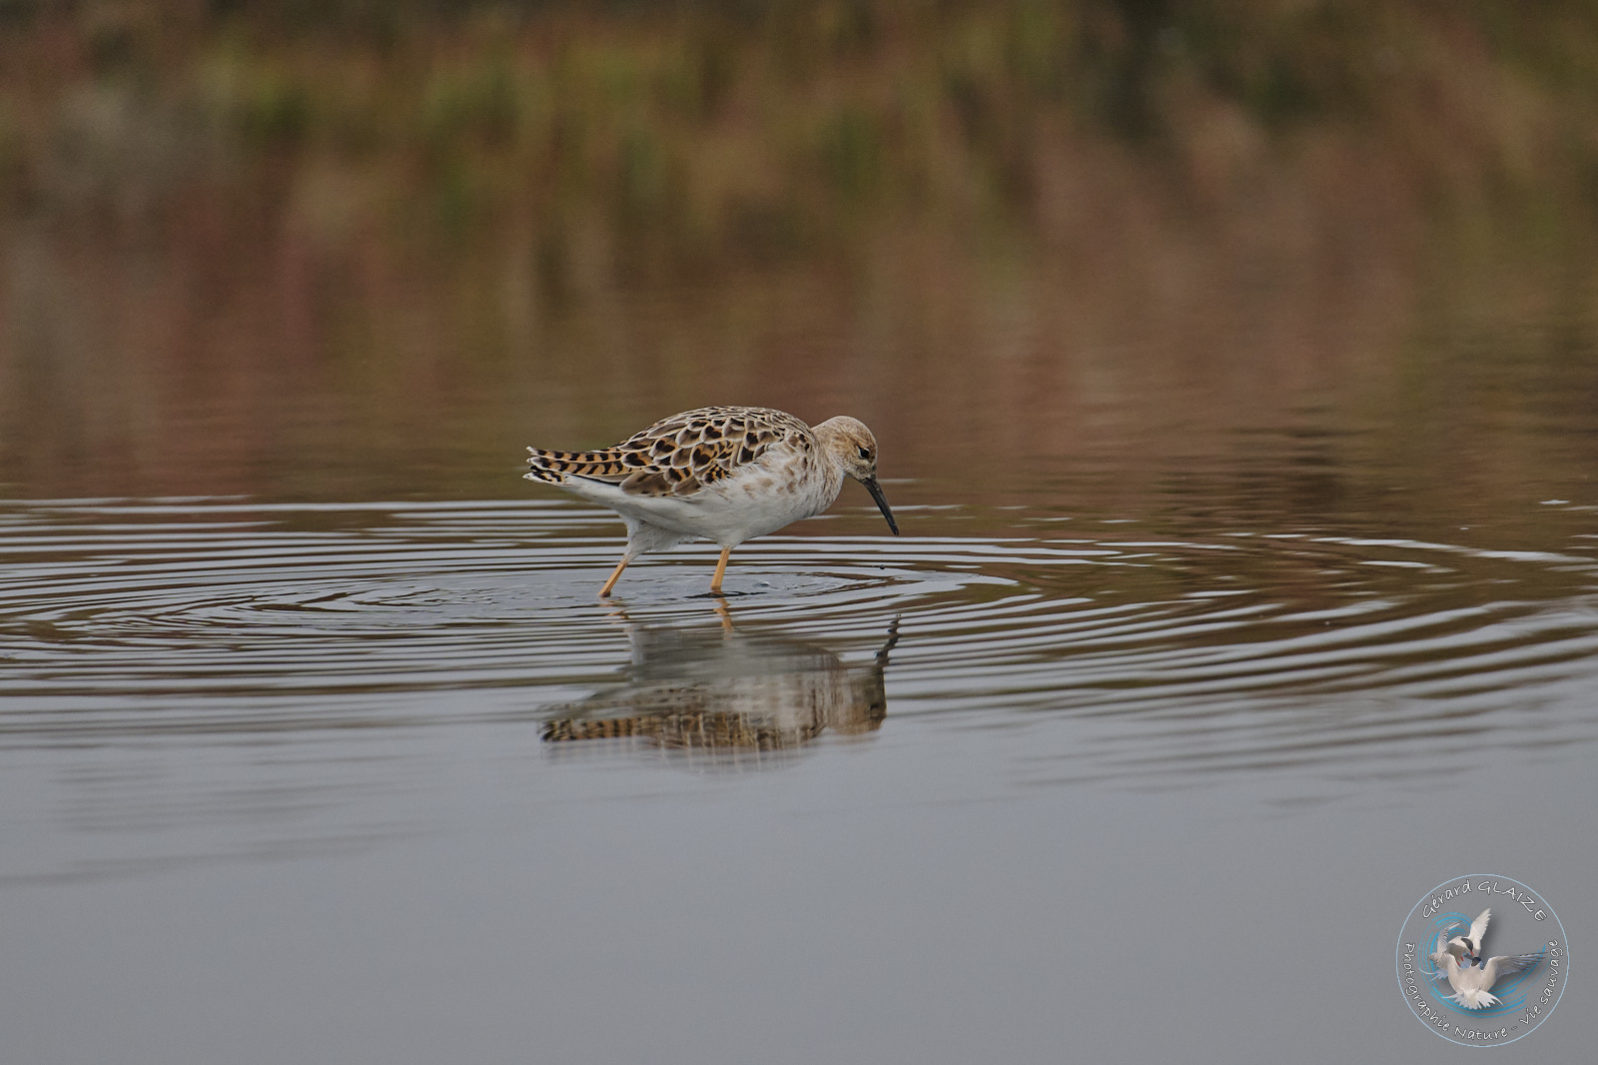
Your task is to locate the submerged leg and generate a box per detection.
[599,554,630,598]
[709,546,732,595]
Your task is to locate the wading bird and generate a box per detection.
[525,406,898,596]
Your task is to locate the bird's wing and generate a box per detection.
[527,407,808,498]
[1468,909,1492,948]
[1483,953,1543,986]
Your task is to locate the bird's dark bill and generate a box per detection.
[864,478,899,535]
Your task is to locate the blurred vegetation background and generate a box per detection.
[2,0,1597,506]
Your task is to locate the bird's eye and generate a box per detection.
[857,446,871,460]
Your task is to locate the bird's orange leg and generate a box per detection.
[709,546,732,595]
[599,556,630,598]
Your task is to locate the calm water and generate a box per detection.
[6,155,1598,1061]
[3,466,1596,1061]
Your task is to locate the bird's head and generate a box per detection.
[816,416,898,536]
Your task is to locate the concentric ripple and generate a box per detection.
[3,498,1597,793]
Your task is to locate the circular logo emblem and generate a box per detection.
[1395,874,1569,1046]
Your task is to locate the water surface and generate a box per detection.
[3,485,1595,1062]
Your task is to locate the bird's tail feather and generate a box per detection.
[525,446,635,485]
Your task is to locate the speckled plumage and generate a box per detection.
[524,405,813,498]
[525,405,898,596]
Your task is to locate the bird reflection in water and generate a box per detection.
[542,602,899,767]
